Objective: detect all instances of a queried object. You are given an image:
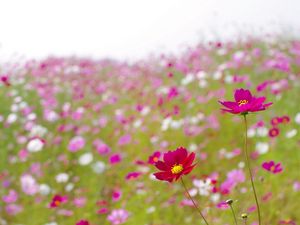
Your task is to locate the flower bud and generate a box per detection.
[241,213,248,219]
[225,199,233,205]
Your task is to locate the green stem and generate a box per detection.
[180,177,210,225]
[243,115,262,225]
[229,204,238,225]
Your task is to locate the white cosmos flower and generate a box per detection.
[65,183,74,192]
[78,153,93,166]
[295,113,300,124]
[39,184,51,195]
[181,73,194,85]
[141,106,150,116]
[27,138,44,152]
[193,179,212,196]
[286,129,297,138]
[247,128,256,138]
[30,125,47,137]
[7,113,17,124]
[256,142,269,154]
[256,127,268,137]
[55,173,69,183]
[92,161,106,174]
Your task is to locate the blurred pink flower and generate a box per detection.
[118,134,131,146]
[107,209,129,225]
[110,154,122,164]
[68,136,85,152]
[2,190,18,203]
[20,174,39,195]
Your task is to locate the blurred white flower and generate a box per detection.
[55,173,69,183]
[141,106,150,116]
[65,183,74,192]
[295,113,300,124]
[11,104,19,112]
[247,128,256,137]
[161,117,172,131]
[256,142,269,154]
[78,153,93,166]
[210,193,220,203]
[27,113,37,121]
[92,161,106,174]
[146,206,156,214]
[7,113,17,124]
[286,129,297,138]
[133,119,142,128]
[181,73,194,85]
[27,138,44,152]
[224,74,233,83]
[256,127,268,137]
[199,79,208,88]
[39,184,51,195]
[30,125,47,137]
[193,179,212,196]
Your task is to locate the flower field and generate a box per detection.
[0,38,300,225]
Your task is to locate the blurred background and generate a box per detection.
[0,0,300,62]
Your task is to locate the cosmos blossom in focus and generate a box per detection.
[262,161,283,174]
[153,147,196,182]
[219,88,272,114]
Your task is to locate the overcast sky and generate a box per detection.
[0,0,300,62]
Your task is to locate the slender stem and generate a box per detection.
[180,177,210,225]
[243,115,261,225]
[229,204,238,225]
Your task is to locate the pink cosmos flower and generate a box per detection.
[216,201,230,210]
[269,127,280,137]
[2,190,18,203]
[220,169,245,194]
[279,219,296,225]
[271,117,282,126]
[112,190,122,202]
[20,174,39,195]
[219,88,272,114]
[76,220,90,225]
[1,75,11,86]
[148,151,161,165]
[125,172,142,180]
[110,154,122,164]
[50,195,68,208]
[118,134,131,146]
[262,161,283,174]
[107,209,129,225]
[97,207,109,214]
[73,197,87,208]
[5,204,23,215]
[68,136,85,152]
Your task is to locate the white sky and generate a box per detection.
[0,0,300,62]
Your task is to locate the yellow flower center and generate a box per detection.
[238,99,248,106]
[171,164,183,174]
[153,157,158,162]
[54,200,61,206]
[270,165,275,172]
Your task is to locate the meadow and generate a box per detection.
[0,37,299,225]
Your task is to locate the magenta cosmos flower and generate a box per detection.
[50,194,67,208]
[76,220,89,225]
[219,88,272,115]
[262,161,283,174]
[153,147,196,182]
